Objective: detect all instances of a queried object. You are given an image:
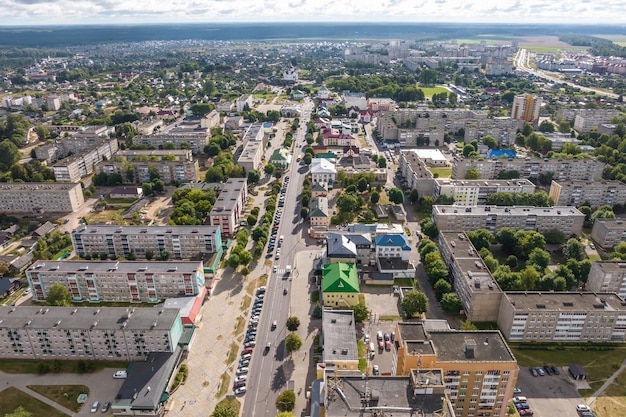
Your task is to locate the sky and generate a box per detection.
[1,0,625,26]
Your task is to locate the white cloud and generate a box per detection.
[0,0,624,25]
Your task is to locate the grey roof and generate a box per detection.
[428,331,516,363]
[504,292,626,311]
[322,309,358,363]
[210,178,246,214]
[27,260,202,274]
[0,182,80,191]
[73,225,220,236]
[0,306,180,331]
[326,232,357,257]
[33,221,56,237]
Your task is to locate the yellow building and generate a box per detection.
[321,263,360,308]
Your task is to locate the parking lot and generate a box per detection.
[516,366,585,417]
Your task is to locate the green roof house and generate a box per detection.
[322,262,360,308]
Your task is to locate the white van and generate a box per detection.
[369,342,376,354]
[113,370,127,379]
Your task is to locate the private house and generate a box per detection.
[309,197,330,228]
[110,187,143,200]
[321,262,360,308]
[311,158,337,187]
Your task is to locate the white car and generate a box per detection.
[576,405,591,412]
[236,367,249,375]
[90,401,100,413]
[235,375,247,383]
[234,386,247,395]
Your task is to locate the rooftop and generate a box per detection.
[434,205,584,218]
[435,178,535,188]
[211,178,247,213]
[73,225,220,236]
[27,260,202,274]
[322,310,358,363]
[504,292,626,311]
[0,182,81,191]
[412,148,447,162]
[429,330,516,362]
[374,233,411,250]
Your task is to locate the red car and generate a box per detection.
[385,340,391,351]
[241,347,253,355]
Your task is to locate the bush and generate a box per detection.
[311,290,320,303]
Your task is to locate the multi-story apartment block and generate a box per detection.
[96,149,198,184]
[0,182,84,213]
[451,156,605,182]
[36,126,115,163]
[439,232,503,322]
[0,306,183,360]
[395,322,518,417]
[511,94,542,124]
[133,128,209,155]
[434,179,535,205]
[497,292,626,342]
[587,262,626,300]
[591,219,626,249]
[71,225,222,260]
[53,138,119,182]
[26,261,205,303]
[236,94,253,113]
[549,180,626,208]
[209,178,247,237]
[433,205,584,235]
[200,110,221,129]
[398,150,436,197]
[464,117,524,146]
[237,139,265,173]
[573,109,620,132]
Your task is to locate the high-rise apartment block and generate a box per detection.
[0,182,84,213]
[549,180,626,208]
[511,94,541,123]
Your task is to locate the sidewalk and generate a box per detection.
[587,359,626,407]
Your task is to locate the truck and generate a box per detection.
[283,265,292,280]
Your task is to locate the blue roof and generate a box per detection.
[374,234,410,250]
[488,149,517,159]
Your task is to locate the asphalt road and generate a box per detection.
[242,98,313,417]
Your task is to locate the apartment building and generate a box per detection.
[0,182,84,213]
[200,110,220,129]
[433,205,584,235]
[434,179,535,205]
[71,225,222,260]
[395,322,518,417]
[498,292,626,342]
[96,149,198,184]
[399,150,436,198]
[26,261,205,303]
[591,219,626,249]
[464,118,524,146]
[35,127,115,163]
[237,139,264,173]
[53,138,119,182]
[587,262,626,300]
[573,109,620,132]
[439,232,503,322]
[132,129,209,155]
[236,94,252,113]
[549,180,626,208]
[451,156,605,182]
[0,306,183,361]
[209,178,248,237]
[511,94,542,123]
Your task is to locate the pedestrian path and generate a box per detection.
[587,359,626,407]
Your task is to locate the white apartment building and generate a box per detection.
[200,110,221,129]
[587,262,626,300]
[434,179,535,205]
[398,150,436,198]
[236,94,253,113]
[591,219,626,249]
[96,149,198,184]
[209,178,248,237]
[53,138,119,182]
[26,261,205,303]
[71,225,222,260]
[549,180,626,208]
[0,182,84,213]
[237,140,265,173]
[0,306,183,360]
[498,292,626,342]
[432,205,584,235]
[133,130,209,155]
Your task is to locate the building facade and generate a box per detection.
[434,179,535,206]
[321,263,360,308]
[53,138,119,182]
[26,261,205,303]
[399,150,436,198]
[209,178,248,238]
[71,225,222,260]
[0,182,84,213]
[587,262,626,300]
[96,149,198,184]
[132,131,209,154]
[591,219,626,249]
[549,180,626,208]
[511,94,542,123]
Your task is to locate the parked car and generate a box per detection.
[551,366,560,375]
[516,402,530,410]
[576,405,591,412]
[513,397,528,404]
[372,365,379,375]
[378,340,384,351]
[113,370,128,379]
[236,367,249,375]
[241,347,253,355]
[377,331,383,341]
[235,375,247,383]
[364,334,370,343]
[514,387,522,394]
[91,401,100,413]
[241,353,252,361]
[544,365,553,375]
[384,333,390,341]
[385,340,391,351]
[536,367,545,376]
[234,386,247,395]
[519,409,534,416]
[233,381,246,389]
[101,402,111,413]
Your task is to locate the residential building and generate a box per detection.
[134,119,163,135]
[464,118,524,146]
[200,110,220,129]
[573,109,620,132]
[317,85,329,99]
[310,182,328,198]
[432,205,584,235]
[321,262,360,308]
[434,179,536,205]
[591,219,626,249]
[411,149,448,166]
[242,123,265,144]
[309,197,330,228]
[96,149,198,184]
[269,148,292,169]
[439,232,503,322]
[53,138,119,182]
[374,233,411,261]
[236,94,252,113]
[224,115,243,130]
[310,158,337,187]
[36,127,115,163]
[26,261,204,303]
[132,127,209,155]
[237,139,264,173]
[511,94,542,124]
[281,105,302,118]
[549,180,626,208]
[209,178,248,238]
[109,187,143,200]
[320,126,357,147]
[399,150,436,198]
[395,322,518,417]
[587,262,626,300]
[321,309,358,370]
[326,231,372,267]
[283,66,299,82]
[497,292,626,342]
[368,97,396,112]
[0,182,84,214]
[0,306,183,361]
[451,156,605,182]
[71,225,222,260]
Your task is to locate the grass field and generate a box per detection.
[0,359,128,374]
[418,86,449,97]
[27,385,89,412]
[593,367,626,417]
[427,166,452,178]
[0,387,70,417]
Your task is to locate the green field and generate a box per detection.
[418,86,450,97]
[0,387,70,417]
[427,166,452,178]
[27,385,89,412]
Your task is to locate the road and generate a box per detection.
[514,49,618,99]
[242,98,314,417]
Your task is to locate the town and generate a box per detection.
[0,24,625,417]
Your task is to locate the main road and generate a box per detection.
[242,98,314,417]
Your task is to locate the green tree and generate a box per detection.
[285,333,302,355]
[433,279,452,301]
[286,316,300,332]
[462,144,475,157]
[543,228,566,244]
[465,169,480,179]
[46,282,72,306]
[466,229,493,251]
[419,68,438,85]
[440,293,461,313]
[377,157,387,168]
[401,289,429,318]
[248,169,261,184]
[211,401,239,417]
[563,238,585,261]
[519,266,540,290]
[0,141,20,171]
[276,390,296,412]
[5,406,32,417]
[558,120,571,133]
[461,321,478,330]
[352,303,369,323]
[388,187,404,204]
[528,248,551,271]
[419,218,439,239]
[538,120,555,133]
[482,135,497,149]
[370,191,380,204]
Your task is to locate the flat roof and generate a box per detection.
[73,225,220,236]
[27,260,202,274]
[504,292,626,311]
[398,322,427,341]
[0,182,80,191]
[434,205,584,217]
[591,261,626,273]
[435,178,535,188]
[429,331,516,363]
[211,178,246,213]
[411,148,447,162]
[552,179,626,189]
[322,310,358,363]
[0,306,180,331]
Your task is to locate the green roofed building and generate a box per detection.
[322,262,360,308]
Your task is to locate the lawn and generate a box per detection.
[27,385,89,412]
[427,166,452,178]
[357,340,367,372]
[418,86,450,97]
[213,397,241,415]
[0,359,129,374]
[593,367,626,417]
[225,342,239,365]
[216,372,230,399]
[0,387,70,417]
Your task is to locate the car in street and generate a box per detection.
[264,342,272,354]
[273,265,278,273]
[385,340,391,351]
[384,333,390,341]
[271,320,277,330]
[91,401,100,413]
[514,387,522,394]
[283,287,288,295]
[519,409,534,416]
[515,402,530,410]
[234,386,247,395]
[101,402,111,413]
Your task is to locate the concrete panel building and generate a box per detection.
[53,138,119,182]
[133,129,209,155]
[432,205,584,235]
[71,225,222,260]
[399,150,436,198]
[587,262,626,300]
[0,306,183,361]
[591,219,626,249]
[96,149,198,184]
[497,292,626,342]
[209,178,248,237]
[236,94,252,113]
[434,179,535,206]
[26,260,205,303]
[0,182,84,214]
[511,94,542,123]
[549,180,626,208]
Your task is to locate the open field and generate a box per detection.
[593,367,626,417]
[594,35,626,47]
[27,385,89,412]
[418,86,449,97]
[0,387,70,417]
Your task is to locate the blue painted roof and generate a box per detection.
[374,233,410,250]
[488,149,517,159]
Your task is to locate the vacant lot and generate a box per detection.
[0,387,69,417]
[593,367,626,417]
